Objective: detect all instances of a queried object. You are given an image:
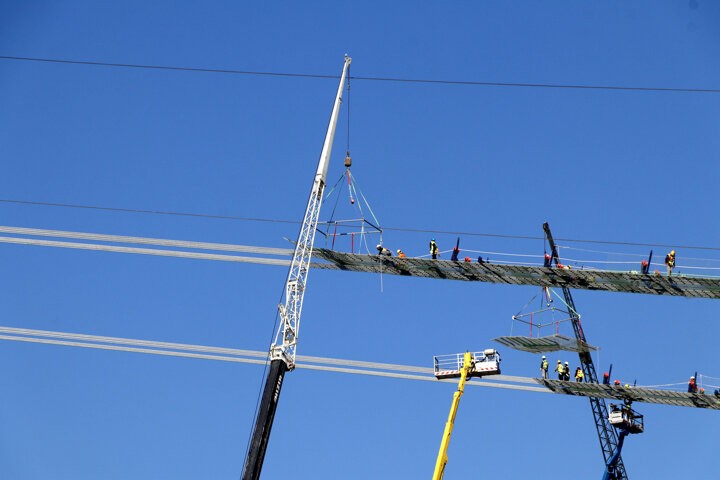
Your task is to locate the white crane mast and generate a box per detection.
[271,54,352,368]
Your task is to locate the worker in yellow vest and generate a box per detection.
[575,367,585,382]
[554,360,564,380]
[665,250,676,276]
[540,356,549,379]
[429,239,439,259]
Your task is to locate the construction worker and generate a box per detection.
[429,239,439,259]
[665,250,676,276]
[622,402,634,422]
[688,376,698,393]
[640,260,650,274]
[396,249,406,258]
[450,242,460,262]
[543,253,552,267]
[540,356,549,379]
[563,361,571,381]
[554,360,564,380]
[376,245,392,256]
[602,372,610,385]
[575,367,585,382]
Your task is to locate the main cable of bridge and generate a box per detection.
[3,225,720,272]
[0,325,545,394]
[4,199,720,253]
[3,326,717,410]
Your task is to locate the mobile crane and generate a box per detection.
[432,349,501,480]
[241,55,352,480]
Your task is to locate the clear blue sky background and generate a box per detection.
[1,1,719,479]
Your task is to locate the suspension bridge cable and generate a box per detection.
[0,225,293,255]
[0,236,293,266]
[3,197,720,253]
[4,225,720,278]
[0,326,547,393]
[3,326,711,394]
[1,55,719,94]
[0,198,299,224]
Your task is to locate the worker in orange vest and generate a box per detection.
[396,249,406,258]
[640,260,649,274]
[543,253,552,267]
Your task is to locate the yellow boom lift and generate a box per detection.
[432,349,501,479]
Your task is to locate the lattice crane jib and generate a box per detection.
[271,55,352,369]
[543,222,628,480]
[242,55,352,480]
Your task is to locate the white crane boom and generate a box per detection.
[242,55,352,480]
[271,54,352,368]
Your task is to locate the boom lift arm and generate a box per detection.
[602,430,629,480]
[433,352,473,480]
[431,350,501,479]
[543,223,628,479]
[604,401,643,480]
[241,55,352,480]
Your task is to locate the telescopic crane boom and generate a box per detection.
[241,55,352,480]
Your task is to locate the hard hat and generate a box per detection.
[671,250,675,255]
[542,355,546,359]
[690,376,695,380]
[377,244,382,249]
[431,238,435,241]
[397,249,402,253]
[557,360,561,363]
[565,361,569,365]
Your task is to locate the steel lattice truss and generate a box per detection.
[311,249,720,299]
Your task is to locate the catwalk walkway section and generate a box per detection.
[538,379,720,410]
[311,249,720,299]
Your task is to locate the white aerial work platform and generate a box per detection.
[609,404,644,434]
[433,349,501,380]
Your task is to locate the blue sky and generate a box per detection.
[1,1,719,479]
